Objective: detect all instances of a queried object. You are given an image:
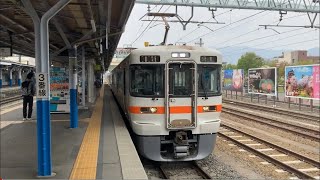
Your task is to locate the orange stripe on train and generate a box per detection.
[129,105,222,114]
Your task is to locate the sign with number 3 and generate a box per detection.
[36,73,49,99]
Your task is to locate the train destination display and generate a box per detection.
[285,64,320,100]
[223,69,244,92]
[248,67,277,96]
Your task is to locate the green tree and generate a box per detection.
[237,52,265,75]
[223,63,237,70]
[294,59,314,65]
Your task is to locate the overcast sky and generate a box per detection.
[118,4,319,63]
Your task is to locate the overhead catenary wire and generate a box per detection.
[209,28,260,46]
[131,5,164,45]
[216,27,306,50]
[186,10,267,43]
[135,5,160,37]
[203,11,273,44]
[224,37,319,58]
[174,9,233,43]
[223,29,317,57]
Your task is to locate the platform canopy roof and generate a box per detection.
[0,0,135,70]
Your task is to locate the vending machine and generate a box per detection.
[50,67,70,113]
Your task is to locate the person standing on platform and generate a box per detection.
[21,72,36,120]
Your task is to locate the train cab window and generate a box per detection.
[130,65,164,97]
[169,63,194,97]
[198,65,221,97]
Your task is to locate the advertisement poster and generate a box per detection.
[285,64,320,100]
[223,69,244,92]
[50,67,70,113]
[248,68,277,96]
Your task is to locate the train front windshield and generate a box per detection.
[130,64,221,97]
[130,65,164,97]
[198,65,221,97]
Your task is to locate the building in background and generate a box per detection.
[274,50,320,64]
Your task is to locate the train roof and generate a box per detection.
[131,45,221,55]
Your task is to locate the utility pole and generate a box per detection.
[195,38,204,47]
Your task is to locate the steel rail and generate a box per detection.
[192,161,212,179]
[158,165,170,179]
[220,124,320,168]
[158,161,212,179]
[218,124,315,179]
[223,107,320,141]
[0,96,22,105]
[223,99,319,122]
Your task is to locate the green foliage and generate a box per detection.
[277,61,289,80]
[294,59,314,65]
[237,52,264,75]
[223,63,237,70]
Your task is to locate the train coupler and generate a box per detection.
[173,131,190,158]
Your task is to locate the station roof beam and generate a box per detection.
[0,0,135,70]
[136,0,320,13]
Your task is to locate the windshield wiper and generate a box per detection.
[201,74,208,99]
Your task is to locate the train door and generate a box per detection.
[165,61,198,129]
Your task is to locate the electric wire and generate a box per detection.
[222,28,317,56]
[216,27,306,50]
[131,5,164,45]
[186,10,266,43]
[223,38,319,57]
[174,9,233,43]
[209,28,260,46]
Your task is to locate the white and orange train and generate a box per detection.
[110,45,222,161]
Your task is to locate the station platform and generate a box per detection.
[0,86,147,179]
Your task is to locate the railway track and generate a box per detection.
[0,96,22,106]
[222,106,320,141]
[219,124,320,179]
[223,99,319,122]
[157,161,212,179]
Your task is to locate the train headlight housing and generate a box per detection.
[140,107,158,113]
[150,107,158,113]
[202,106,217,112]
[171,52,190,58]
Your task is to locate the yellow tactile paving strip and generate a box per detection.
[69,86,104,180]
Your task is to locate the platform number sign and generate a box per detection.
[36,73,49,99]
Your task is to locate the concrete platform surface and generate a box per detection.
[0,86,147,179]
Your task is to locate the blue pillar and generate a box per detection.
[0,68,2,88]
[36,100,51,175]
[21,0,71,177]
[9,69,13,87]
[18,69,22,86]
[69,48,78,128]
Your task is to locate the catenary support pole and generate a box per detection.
[69,48,78,128]
[9,68,13,87]
[21,0,71,177]
[81,46,86,107]
[18,68,22,86]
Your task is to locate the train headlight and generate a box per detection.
[171,52,190,58]
[150,107,158,113]
[203,106,210,111]
[202,106,217,112]
[140,107,158,113]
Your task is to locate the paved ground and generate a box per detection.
[0,103,92,179]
